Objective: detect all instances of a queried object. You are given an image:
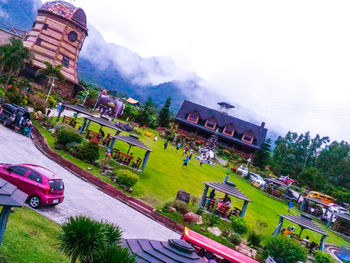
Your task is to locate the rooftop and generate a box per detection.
[0,178,28,207]
[280,214,328,236]
[122,238,205,263]
[112,135,152,152]
[205,181,251,202]
[39,1,87,30]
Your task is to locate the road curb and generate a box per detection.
[31,127,184,234]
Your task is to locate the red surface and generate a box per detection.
[181,228,259,263]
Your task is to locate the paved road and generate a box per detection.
[0,125,179,240]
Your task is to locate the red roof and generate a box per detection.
[181,228,259,263]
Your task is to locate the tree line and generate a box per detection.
[254,131,350,203]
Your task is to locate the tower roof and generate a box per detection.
[39,1,87,29]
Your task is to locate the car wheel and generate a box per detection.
[3,118,9,127]
[28,196,41,209]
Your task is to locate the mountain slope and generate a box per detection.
[0,0,200,108]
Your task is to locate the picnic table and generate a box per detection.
[62,116,77,128]
[116,152,134,166]
[86,130,103,141]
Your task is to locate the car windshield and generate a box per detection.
[49,179,64,190]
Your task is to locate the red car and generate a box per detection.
[0,163,64,208]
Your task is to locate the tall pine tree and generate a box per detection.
[253,138,272,169]
[157,97,171,127]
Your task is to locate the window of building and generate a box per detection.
[223,125,234,136]
[62,56,70,67]
[36,38,42,46]
[43,23,48,30]
[205,119,216,129]
[242,134,254,143]
[187,112,199,123]
[27,171,42,184]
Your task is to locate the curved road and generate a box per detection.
[0,125,179,240]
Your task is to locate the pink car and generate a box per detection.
[0,163,64,208]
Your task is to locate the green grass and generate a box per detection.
[38,117,350,247]
[0,207,68,263]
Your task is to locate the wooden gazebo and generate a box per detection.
[0,178,28,246]
[273,214,328,251]
[199,181,251,217]
[109,135,152,171]
[56,104,94,122]
[78,115,122,136]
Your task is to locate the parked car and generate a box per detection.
[249,172,266,187]
[237,165,249,177]
[0,103,29,128]
[0,163,64,208]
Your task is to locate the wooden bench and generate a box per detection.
[112,149,121,159]
[102,134,112,146]
[131,157,142,170]
[215,204,230,218]
[117,152,134,166]
[86,130,103,141]
[62,116,77,128]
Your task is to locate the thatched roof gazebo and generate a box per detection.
[0,178,28,246]
[273,214,328,251]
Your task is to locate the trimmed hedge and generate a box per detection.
[74,141,100,163]
[56,128,83,146]
[116,170,139,188]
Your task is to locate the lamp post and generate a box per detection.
[83,91,89,106]
[45,76,57,103]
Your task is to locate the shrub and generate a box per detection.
[231,217,248,235]
[189,196,200,209]
[56,128,83,146]
[75,141,100,163]
[313,251,336,263]
[205,210,219,226]
[263,236,307,263]
[230,233,242,246]
[29,95,47,113]
[169,200,188,214]
[116,169,139,188]
[247,231,262,247]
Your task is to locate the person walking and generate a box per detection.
[176,142,181,151]
[182,156,190,168]
[171,141,176,150]
[164,141,168,150]
[200,158,205,167]
[154,135,158,142]
[182,146,188,157]
[189,149,194,159]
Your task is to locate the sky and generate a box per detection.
[72,0,350,141]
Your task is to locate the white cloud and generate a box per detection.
[74,0,350,142]
[0,8,8,18]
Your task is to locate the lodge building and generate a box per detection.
[175,101,268,155]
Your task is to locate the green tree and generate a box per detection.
[0,37,33,88]
[263,236,307,263]
[135,97,157,127]
[58,216,108,263]
[35,61,64,89]
[253,138,272,169]
[91,245,136,263]
[313,251,336,263]
[298,167,326,190]
[157,96,171,127]
[58,216,124,263]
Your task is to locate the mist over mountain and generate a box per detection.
[0,0,200,108]
[0,0,280,140]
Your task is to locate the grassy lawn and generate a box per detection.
[37,117,350,247]
[0,207,67,263]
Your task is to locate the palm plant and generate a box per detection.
[58,216,107,263]
[58,216,126,263]
[0,37,33,87]
[91,245,136,263]
[35,61,64,102]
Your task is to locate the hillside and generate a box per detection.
[0,0,199,108]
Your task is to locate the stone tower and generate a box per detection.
[23,1,88,97]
